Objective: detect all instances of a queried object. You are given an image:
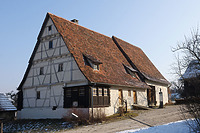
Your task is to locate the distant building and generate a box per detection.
[181,60,200,97]
[0,93,17,120]
[17,13,169,119]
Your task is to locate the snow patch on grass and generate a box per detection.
[117,119,196,133]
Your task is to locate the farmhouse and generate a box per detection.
[17,13,169,119]
[0,93,16,120]
[181,60,200,97]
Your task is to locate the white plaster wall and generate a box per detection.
[90,86,148,117]
[146,80,169,106]
[22,17,88,89]
[19,18,89,119]
[41,18,57,38]
[137,89,148,106]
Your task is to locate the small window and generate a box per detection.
[98,88,103,96]
[65,89,71,97]
[37,91,40,99]
[79,88,85,96]
[93,64,99,70]
[49,41,53,49]
[104,88,108,96]
[93,88,97,96]
[48,25,52,31]
[40,67,44,75]
[58,63,63,72]
[128,90,131,97]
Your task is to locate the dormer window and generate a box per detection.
[49,41,53,49]
[83,54,102,70]
[123,64,138,79]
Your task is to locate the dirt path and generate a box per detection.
[64,105,187,133]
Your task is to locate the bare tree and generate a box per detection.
[172,28,200,132]
[172,29,200,97]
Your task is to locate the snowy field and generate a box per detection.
[117,119,196,133]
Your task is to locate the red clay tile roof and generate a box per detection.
[48,13,149,89]
[113,37,169,85]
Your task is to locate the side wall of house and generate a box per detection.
[17,17,88,119]
[146,80,168,106]
[90,86,147,117]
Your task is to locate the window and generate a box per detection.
[65,89,71,97]
[49,41,53,49]
[79,88,85,96]
[93,87,97,96]
[128,90,131,97]
[58,63,63,72]
[48,25,52,31]
[104,88,108,96]
[98,88,103,96]
[93,64,99,70]
[37,91,40,99]
[93,87,110,107]
[40,67,44,75]
[64,86,89,108]
[83,54,102,70]
[123,64,138,79]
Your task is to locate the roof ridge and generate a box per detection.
[48,13,113,40]
[113,36,142,50]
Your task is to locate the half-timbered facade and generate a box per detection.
[17,13,169,119]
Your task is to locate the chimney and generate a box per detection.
[71,19,79,24]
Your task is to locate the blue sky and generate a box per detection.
[1,0,200,93]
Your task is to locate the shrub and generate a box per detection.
[63,108,89,126]
[180,97,200,132]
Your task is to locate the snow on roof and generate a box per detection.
[182,60,200,79]
[0,93,16,111]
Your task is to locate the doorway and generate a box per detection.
[118,89,123,106]
[133,90,137,104]
[147,86,156,106]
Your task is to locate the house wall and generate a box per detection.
[145,80,169,106]
[90,86,147,117]
[17,17,88,119]
[0,111,16,120]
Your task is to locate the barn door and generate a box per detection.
[133,90,137,104]
[118,89,123,106]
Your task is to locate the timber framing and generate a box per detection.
[17,13,170,119]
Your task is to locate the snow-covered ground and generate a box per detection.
[117,119,196,133]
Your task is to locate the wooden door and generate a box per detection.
[133,90,137,104]
[147,86,156,106]
[118,89,123,105]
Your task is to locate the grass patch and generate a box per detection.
[104,111,138,123]
[2,119,72,132]
[1,111,140,132]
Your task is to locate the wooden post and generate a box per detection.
[1,122,3,133]
[91,86,94,122]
